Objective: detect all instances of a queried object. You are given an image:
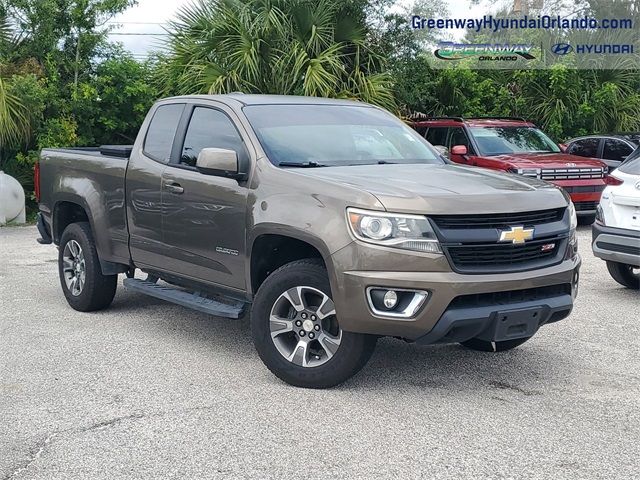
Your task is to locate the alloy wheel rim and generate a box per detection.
[62,240,86,296]
[269,286,342,367]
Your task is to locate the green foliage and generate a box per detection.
[0,75,30,147]
[0,0,155,217]
[159,0,396,110]
[399,66,640,141]
[37,117,79,149]
[72,54,157,145]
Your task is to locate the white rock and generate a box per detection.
[0,171,26,225]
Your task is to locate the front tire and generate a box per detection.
[58,222,117,312]
[251,259,377,388]
[461,336,532,352]
[606,261,640,289]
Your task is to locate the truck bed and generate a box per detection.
[39,146,131,265]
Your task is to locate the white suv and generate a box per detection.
[592,150,640,289]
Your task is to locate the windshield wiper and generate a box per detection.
[278,161,328,168]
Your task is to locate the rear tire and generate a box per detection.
[251,259,377,388]
[58,222,117,312]
[461,336,532,352]
[606,261,640,289]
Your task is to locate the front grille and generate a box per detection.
[562,185,606,194]
[446,237,564,272]
[520,167,605,180]
[449,284,572,309]
[431,208,564,230]
[574,201,599,211]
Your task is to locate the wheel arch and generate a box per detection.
[53,197,128,275]
[248,226,337,296]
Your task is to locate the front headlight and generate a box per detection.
[513,168,541,178]
[595,204,605,225]
[568,201,577,230]
[347,208,442,254]
[565,201,578,259]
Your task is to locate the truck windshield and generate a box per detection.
[469,127,561,156]
[243,104,443,167]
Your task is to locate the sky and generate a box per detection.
[110,0,490,57]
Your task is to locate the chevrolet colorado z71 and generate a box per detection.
[412,117,608,224]
[36,95,581,388]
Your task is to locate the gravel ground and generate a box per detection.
[1,225,638,480]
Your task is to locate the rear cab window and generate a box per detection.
[144,103,185,163]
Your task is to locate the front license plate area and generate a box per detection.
[492,307,544,341]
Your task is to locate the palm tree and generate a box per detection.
[158,0,395,110]
[0,13,30,149]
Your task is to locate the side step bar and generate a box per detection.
[123,278,246,319]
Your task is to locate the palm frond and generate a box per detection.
[0,76,30,148]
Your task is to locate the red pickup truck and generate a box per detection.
[413,117,608,224]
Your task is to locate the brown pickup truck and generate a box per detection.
[36,94,581,388]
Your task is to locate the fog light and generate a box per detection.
[367,287,429,318]
[383,290,398,309]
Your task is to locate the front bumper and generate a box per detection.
[330,243,581,342]
[592,222,640,267]
[414,289,572,345]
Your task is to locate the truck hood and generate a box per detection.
[296,164,568,214]
[489,152,606,168]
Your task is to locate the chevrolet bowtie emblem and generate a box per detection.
[499,226,534,244]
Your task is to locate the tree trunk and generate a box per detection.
[74,31,81,91]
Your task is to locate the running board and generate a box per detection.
[123,278,246,319]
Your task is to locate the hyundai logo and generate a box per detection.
[635,181,640,190]
[551,43,573,55]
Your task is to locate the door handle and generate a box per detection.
[163,182,184,194]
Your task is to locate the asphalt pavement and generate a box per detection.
[1,225,638,479]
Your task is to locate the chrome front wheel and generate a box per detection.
[269,286,342,367]
[251,259,376,388]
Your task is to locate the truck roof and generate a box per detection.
[162,94,368,107]
[413,117,536,128]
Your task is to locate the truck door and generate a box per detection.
[160,105,250,290]
[126,103,185,268]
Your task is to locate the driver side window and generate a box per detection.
[181,107,248,168]
[448,127,473,153]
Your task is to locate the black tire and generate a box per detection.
[578,214,596,226]
[251,259,377,389]
[461,336,532,352]
[606,261,640,289]
[58,222,117,312]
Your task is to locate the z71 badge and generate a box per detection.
[216,247,239,256]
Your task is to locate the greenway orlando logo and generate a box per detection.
[434,42,536,61]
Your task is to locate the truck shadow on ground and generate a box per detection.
[108,285,578,395]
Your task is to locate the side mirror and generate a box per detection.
[433,145,450,159]
[451,145,468,156]
[558,143,568,153]
[196,148,245,180]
